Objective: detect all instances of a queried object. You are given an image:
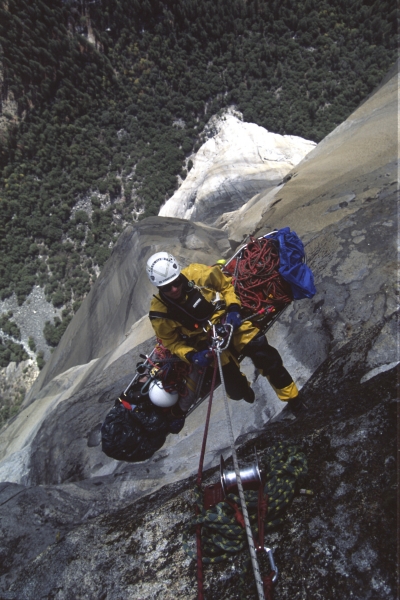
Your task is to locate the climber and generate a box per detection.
[146,252,302,417]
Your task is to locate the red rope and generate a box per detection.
[153,340,192,395]
[257,485,268,550]
[224,237,293,312]
[196,354,219,486]
[262,573,275,600]
[195,354,219,600]
[224,498,245,528]
[255,483,276,600]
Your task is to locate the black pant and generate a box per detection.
[242,333,293,390]
[223,333,293,400]
[222,359,251,400]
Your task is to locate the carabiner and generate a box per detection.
[210,323,223,349]
[203,319,213,333]
[213,322,233,351]
[256,546,278,584]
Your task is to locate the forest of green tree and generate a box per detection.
[0,0,397,354]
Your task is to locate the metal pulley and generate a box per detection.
[220,449,262,495]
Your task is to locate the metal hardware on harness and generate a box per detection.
[211,322,233,352]
[257,547,278,584]
[203,319,213,333]
[185,308,286,417]
[123,348,156,395]
[149,366,159,377]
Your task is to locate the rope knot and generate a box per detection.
[225,498,245,528]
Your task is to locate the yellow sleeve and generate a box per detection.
[205,265,241,308]
[150,316,196,363]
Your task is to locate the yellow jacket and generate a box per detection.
[149,263,259,365]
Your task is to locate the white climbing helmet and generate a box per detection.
[148,379,179,407]
[146,252,181,287]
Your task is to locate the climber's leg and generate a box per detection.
[242,333,299,401]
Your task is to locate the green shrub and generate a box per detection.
[36,350,45,370]
[0,0,396,307]
[43,313,73,347]
[72,300,82,313]
[0,338,29,367]
[0,312,21,340]
[52,289,65,307]
[28,336,36,352]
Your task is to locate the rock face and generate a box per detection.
[220,61,399,248]
[159,109,316,225]
[0,286,61,363]
[0,286,56,409]
[0,360,38,414]
[0,64,397,599]
[1,343,394,600]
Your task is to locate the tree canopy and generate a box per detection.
[0,0,396,318]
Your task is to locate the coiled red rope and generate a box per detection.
[224,237,293,312]
[153,340,192,395]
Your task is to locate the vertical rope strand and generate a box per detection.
[196,358,219,600]
[197,359,219,486]
[216,350,266,600]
